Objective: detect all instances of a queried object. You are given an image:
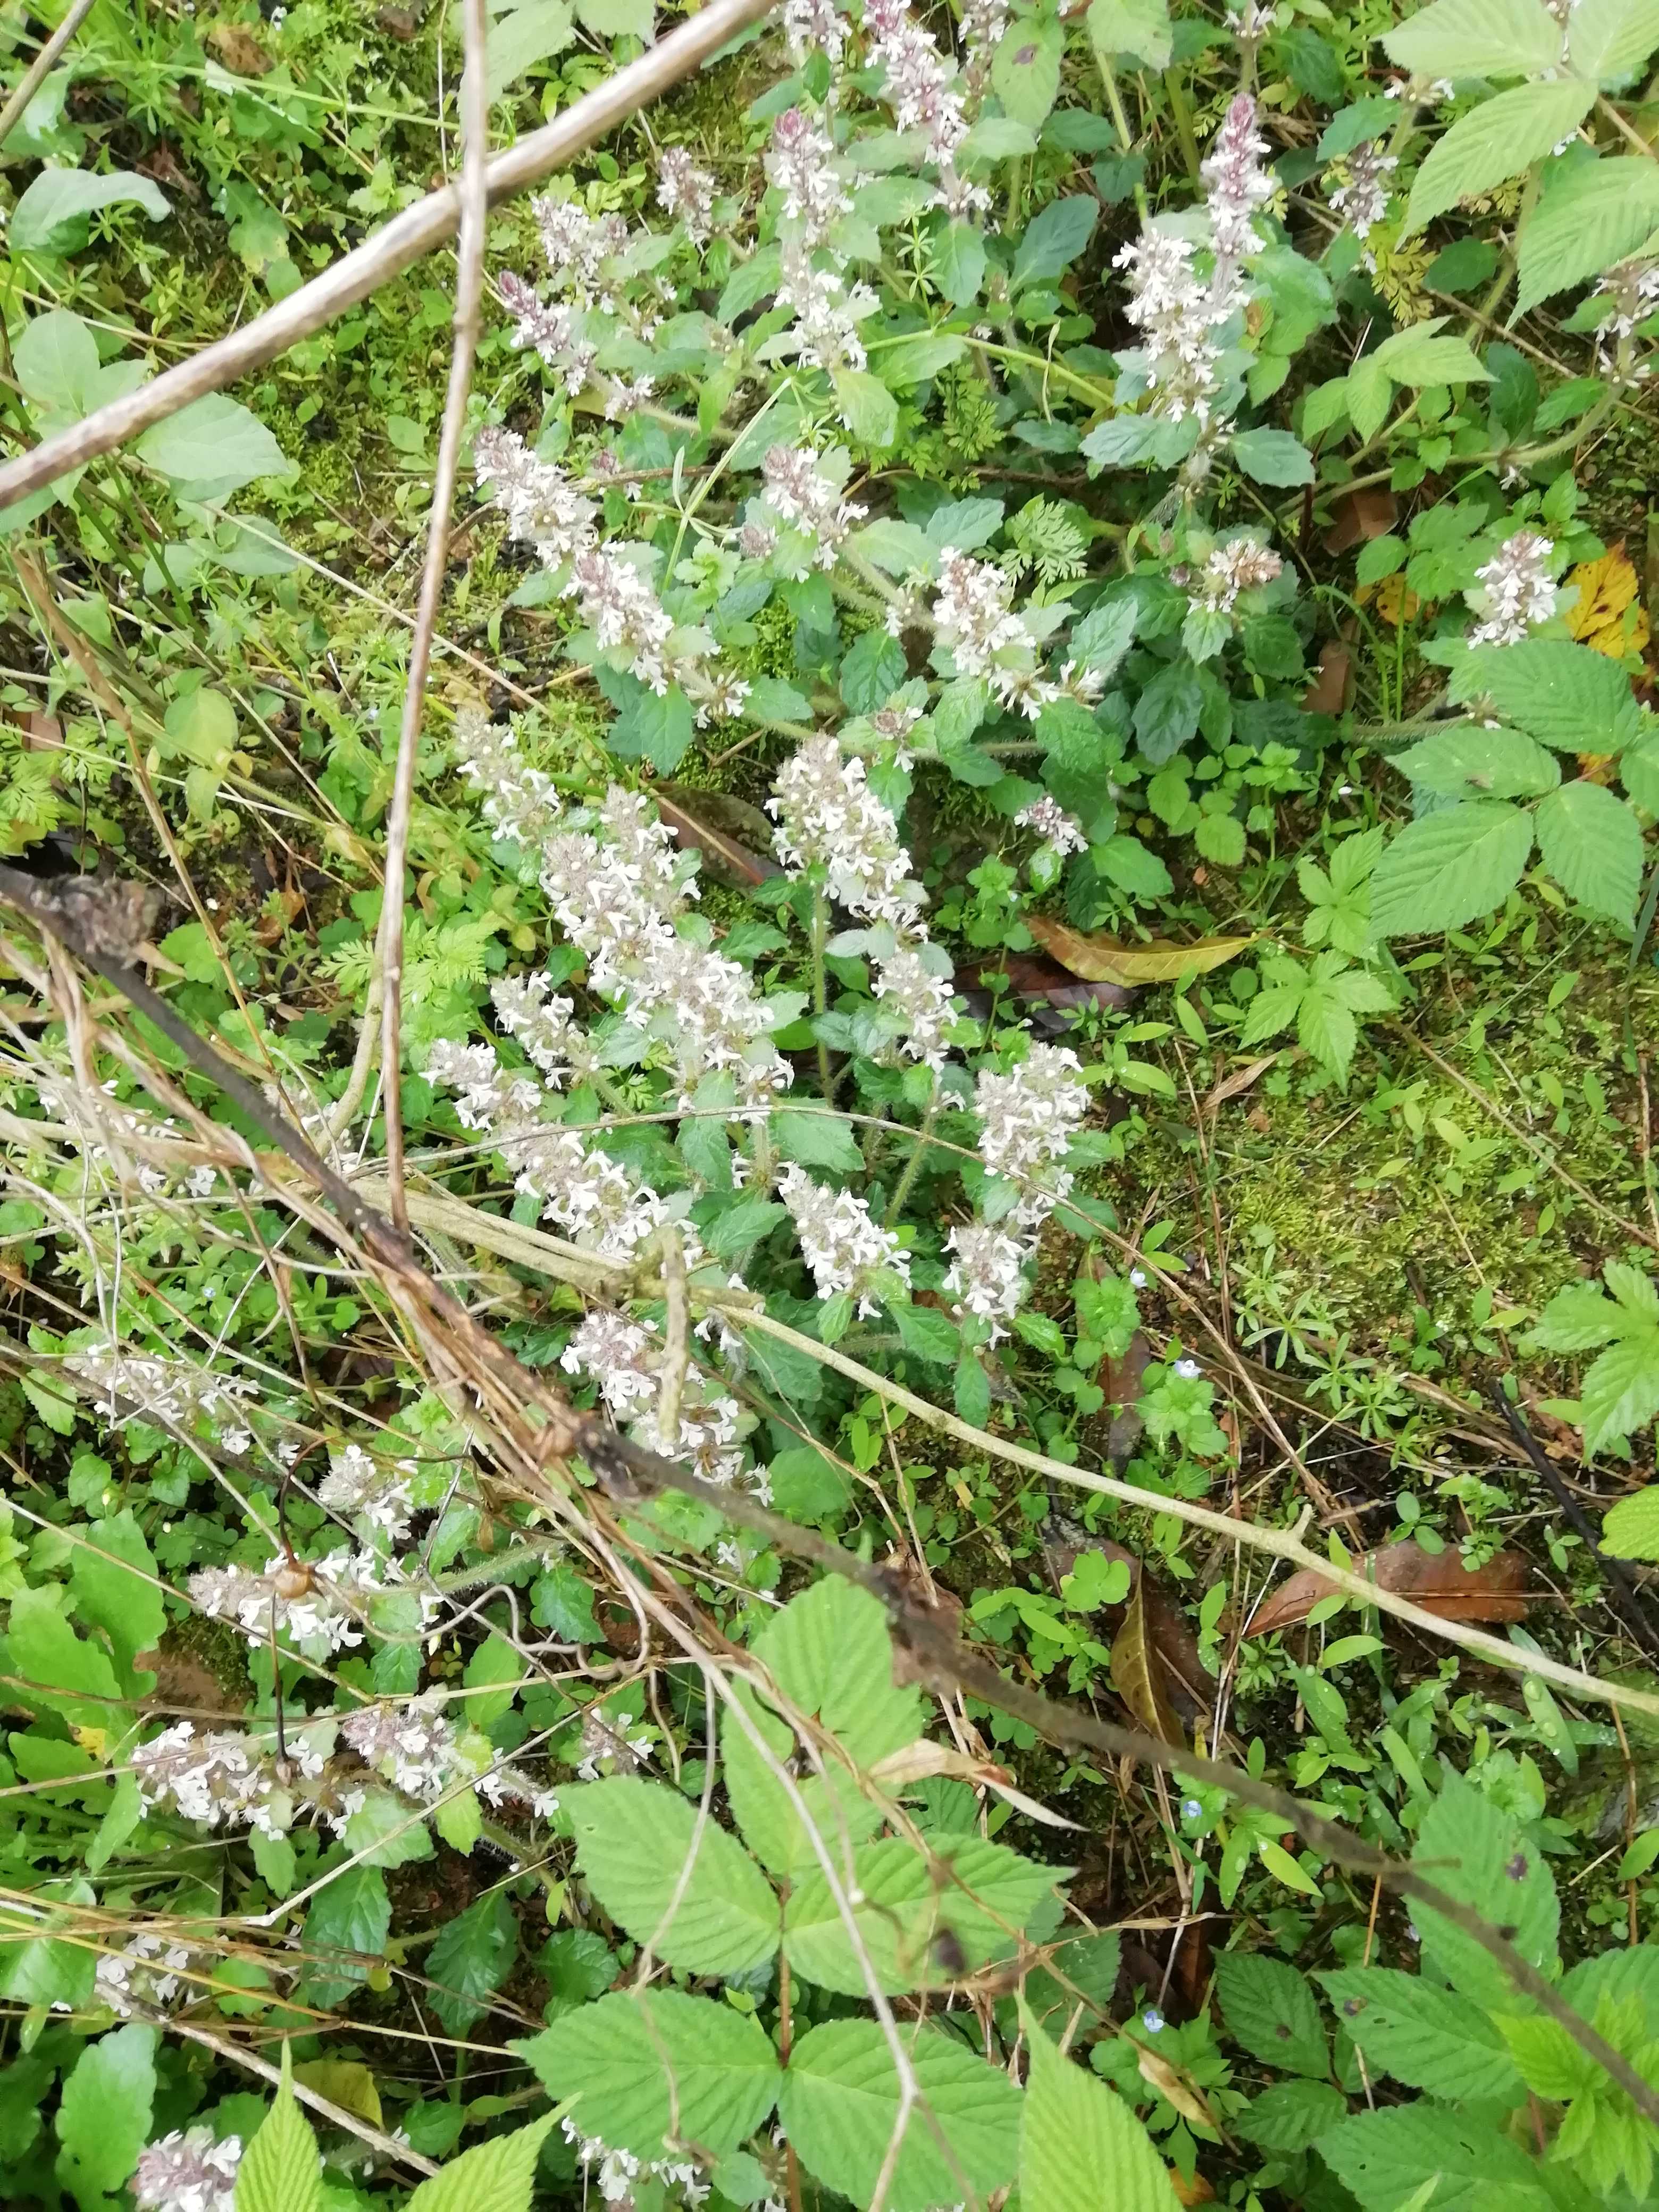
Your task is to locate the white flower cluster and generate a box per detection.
[560,2116,709,2207]
[69,1343,255,1439]
[942,1045,1089,1338]
[1014,794,1087,857]
[134,2129,242,2212]
[562,1304,756,1496]
[576,1705,654,1778]
[769,734,957,1068]
[958,0,1007,94]
[1592,258,1659,368]
[656,146,717,243]
[1328,140,1397,246]
[188,1548,403,1659]
[782,0,848,65]
[472,428,597,568]
[451,704,564,852]
[97,1928,195,2020]
[1465,529,1559,647]
[428,1035,672,1262]
[492,970,602,1091]
[780,1163,912,1317]
[1116,92,1275,430]
[132,1720,331,1840]
[317,1441,417,1543]
[931,548,1066,720]
[1189,537,1283,616]
[757,444,867,575]
[341,1692,557,1816]
[564,546,685,696]
[861,0,985,214]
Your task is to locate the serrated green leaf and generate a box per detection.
[832,369,899,450]
[300,1864,390,2010]
[1370,801,1535,936]
[1385,0,1566,78]
[1370,331,1493,386]
[1212,1953,1330,2079]
[234,2048,322,2212]
[1534,779,1644,921]
[784,1835,1066,1993]
[1581,1329,1659,1453]
[566,1777,779,1974]
[1404,80,1595,237]
[136,392,297,500]
[991,15,1062,129]
[12,166,169,256]
[1569,0,1659,83]
[515,1992,781,2158]
[1234,2079,1348,2153]
[5,1584,122,1736]
[1087,0,1173,66]
[1409,1774,1559,2010]
[402,2114,559,2212]
[1516,158,1659,314]
[483,0,574,98]
[1621,733,1659,811]
[1603,1484,1659,1556]
[1229,428,1314,485]
[778,2019,1022,2212]
[1451,637,1645,750]
[70,1509,165,1688]
[1019,2005,1180,2212]
[1395,724,1560,800]
[1319,1967,1524,2103]
[426,1891,517,2035]
[1317,2106,1547,2212]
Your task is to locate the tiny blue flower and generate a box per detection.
[1182,1797,1203,1822]
[1174,1358,1201,1380]
[1142,2007,1165,2034]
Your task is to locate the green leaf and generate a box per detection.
[343,1785,434,1869]
[1529,1279,1626,1350]
[235,2048,322,2212]
[1385,0,1567,78]
[1235,2079,1348,2154]
[934,219,987,305]
[1515,158,1659,314]
[1133,658,1203,765]
[607,680,694,773]
[1093,832,1174,898]
[1317,2106,1547,2212]
[0,1883,97,2010]
[136,393,297,500]
[850,518,939,579]
[71,1510,165,1687]
[1403,80,1596,237]
[515,1991,781,2159]
[723,1577,921,1874]
[12,166,169,256]
[832,370,899,450]
[1568,0,1659,83]
[1087,0,1173,65]
[1370,330,1493,386]
[1581,1330,1659,1453]
[1319,1968,1524,2104]
[784,1836,1066,1993]
[1395,725,1560,800]
[575,0,653,35]
[778,2020,1023,2212]
[991,15,1063,130]
[1534,779,1644,921]
[1019,2006,1180,2212]
[1012,196,1099,291]
[300,1864,390,2009]
[13,308,99,412]
[1296,983,1359,1084]
[566,1776,780,1975]
[1621,732,1659,811]
[5,1583,121,1736]
[426,1891,517,2035]
[1346,354,1394,443]
[55,2024,156,2211]
[1369,801,1534,936]
[1212,1953,1329,2080]
[483,0,575,97]
[401,2115,559,2212]
[774,1110,864,1174]
[1449,638,1645,750]
[462,1632,523,1727]
[1603,1484,1659,1557]
[1228,428,1314,487]
[1409,1774,1559,2011]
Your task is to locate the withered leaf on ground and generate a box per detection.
[1044,1515,1208,1728]
[1247,1538,1530,1639]
[1111,1572,1186,1746]
[1027,914,1252,986]
[1000,951,1135,1013]
[654,783,781,887]
[1321,484,1396,555]
[206,22,274,73]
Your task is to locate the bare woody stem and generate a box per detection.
[379,0,491,1237]
[0,0,781,520]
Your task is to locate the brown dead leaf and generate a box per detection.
[1111,1573,1185,1746]
[1027,914,1252,987]
[21,712,62,751]
[255,889,304,946]
[654,783,781,887]
[1169,2167,1216,2207]
[1247,1538,1530,1638]
[868,1738,1083,1829]
[1137,2046,1218,2132]
[378,3,423,33]
[1203,1053,1278,1119]
[1000,952,1135,1013]
[1303,638,1352,716]
[207,22,274,74]
[1322,484,1397,556]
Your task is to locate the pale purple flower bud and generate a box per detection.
[135,2129,242,2212]
[780,1163,912,1316]
[1466,530,1559,646]
[943,1220,1032,1338]
[1016,795,1087,856]
[656,146,717,243]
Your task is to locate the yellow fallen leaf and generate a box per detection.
[71,1725,106,1761]
[1565,544,1650,659]
[1137,2044,1218,2131]
[294,2059,383,2129]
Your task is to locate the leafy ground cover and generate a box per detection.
[4,0,1659,2208]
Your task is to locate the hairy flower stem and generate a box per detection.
[884,1090,937,1227]
[809,887,833,1101]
